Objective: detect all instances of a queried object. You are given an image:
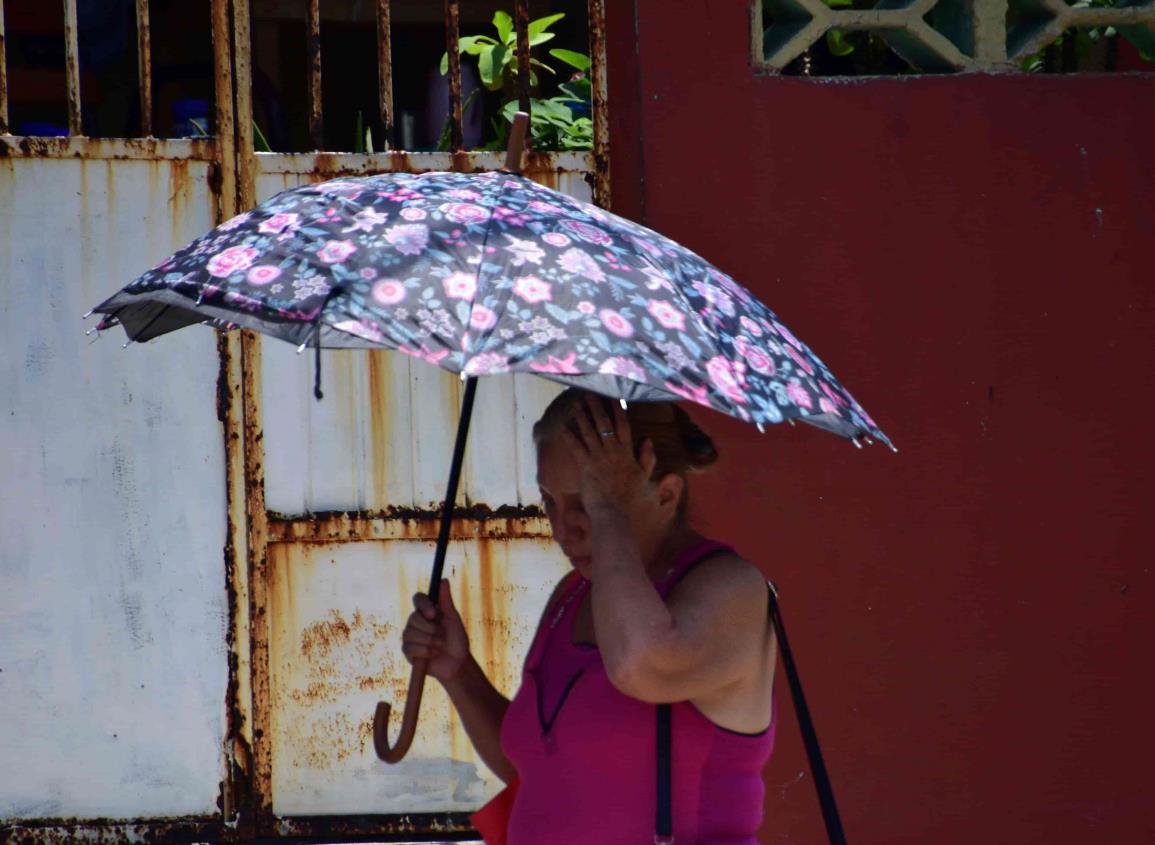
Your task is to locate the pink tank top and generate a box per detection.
[500,539,776,844]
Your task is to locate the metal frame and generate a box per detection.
[1,1,609,840]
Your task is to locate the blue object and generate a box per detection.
[18,122,69,137]
[172,99,210,137]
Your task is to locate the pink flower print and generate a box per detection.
[786,381,813,410]
[399,344,450,365]
[258,212,300,235]
[530,352,580,375]
[207,245,259,278]
[469,304,497,331]
[735,337,775,376]
[386,223,429,256]
[786,344,815,376]
[342,207,389,233]
[443,272,477,300]
[708,267,752,302]
[514,275,552,304]
[440,203,491,225]
[641,267,673,292]
[542,232,571,248]
[371,278,406,305]
[646,300,686,331]
[317,239,357,264]
[463,352,510,376]
[557,248,606,283]
[705,355,748,404]
[333,319,385,343]
[246,265,282,286]
[692,281,736,317]
[530,200,567,215]
[628,235,665,260]
[599,357,647,383]
[315,180,364,195]
[400,206,427,221]
[819,397,841,416]
[819,380,847,408]
[218,212,252,232]
[446,188,482,200]
[577,301,596,315]
[599,308,634,338]
[773,321,803,350]
[664,380,710,407]
[740,316,763,338]
[560,219,614,247]
[504,235,545,266]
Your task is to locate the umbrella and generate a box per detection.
[87,115,891,764]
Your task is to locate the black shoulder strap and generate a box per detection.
[653,584,847,845]
[768,581,848,845]
[656,703,673,843]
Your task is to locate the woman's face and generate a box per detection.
[536,434,594,577]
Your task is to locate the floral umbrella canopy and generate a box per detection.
[91,168,889,448]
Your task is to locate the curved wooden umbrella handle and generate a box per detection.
[373,660,428,763]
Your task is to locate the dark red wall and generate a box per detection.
[606,4,1155,843]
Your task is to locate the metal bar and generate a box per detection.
[307,0,323,150]
[135,0,153,135]
[376,0,394,149]
[234,0,256,208]
[587,0,611,208]
[211,0,238,220]
[444,0,463,152]
[514,0,531,114]
[241,329,273,832]
[428,376,478,596]
[63,0,82,135]
[0,0,9,135]
[0,135,216,158]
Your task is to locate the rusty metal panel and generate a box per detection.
[0,157,228,819]
[266,538,569,816]
[255,155,588,515]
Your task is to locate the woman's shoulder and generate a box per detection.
[669,545,769,607]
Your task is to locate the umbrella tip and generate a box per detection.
[619,398,628,410]
[889,443,899,454]
[297,342,308,354]
[756,422,765,434]
[83,309,94,319]
[122,339,134,349]
[851,436,863,449]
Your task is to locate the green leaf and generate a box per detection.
[493,10,513,44]
[549,48,591,71]
[826,29,855,56]
[529,31,557,47]
[527,13,565,39]
[479,44,509,89]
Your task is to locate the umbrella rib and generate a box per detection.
[461,174,515,372]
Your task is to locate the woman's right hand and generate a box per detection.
[401,581,470,683]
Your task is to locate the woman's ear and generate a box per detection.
[655,472,684,514]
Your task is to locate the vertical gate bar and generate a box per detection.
[234,0,256,208]
[307,0,323,150]
[0,0,9,135]
[444,0,463,153]
[241,328,272,831]
[135,0,153,136]
[62,0,82,135]
[514,0,531,115]
[376,0,394,149]
[211,0,237,223]
[973,0,1008,66]
[587,0,611,208]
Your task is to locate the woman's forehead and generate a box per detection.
[535,437,580,491]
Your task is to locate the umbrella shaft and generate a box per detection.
[427,376,479,597]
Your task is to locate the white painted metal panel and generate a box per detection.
[256,160,587,514]
[0,158,228,819]
[267,538,569,815]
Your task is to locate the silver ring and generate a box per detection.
[599,430,614,437]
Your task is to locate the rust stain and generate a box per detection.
[367,349,390,509]
[299,608,352,660]
[168,159,190,250]
[135,0,153,136]
[376,0,394,149]
[0,818,224,844]
[63,0,83,136]
[477,539,499,679]
[586,0,612,208]
[308,0,323,150]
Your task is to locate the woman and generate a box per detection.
[401,388,777,843]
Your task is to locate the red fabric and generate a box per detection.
[471,780,519,845]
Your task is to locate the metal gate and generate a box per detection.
[1,1,609,841]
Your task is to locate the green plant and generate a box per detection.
[439,11,593,151]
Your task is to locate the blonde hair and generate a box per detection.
[533,388,719,498]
